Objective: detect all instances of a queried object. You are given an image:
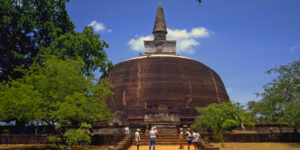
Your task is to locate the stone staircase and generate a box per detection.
[132,134,181,145]
[109,134,133,150]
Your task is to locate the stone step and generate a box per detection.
[133,133,184,145]
[139,134,179,137]
[133,141,181,145]
[139,137,180,139]
[141,139,179,142]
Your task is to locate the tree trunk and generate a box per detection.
[233,111,245,130]
[240,120,245,130]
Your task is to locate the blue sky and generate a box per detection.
[66,0,300,105]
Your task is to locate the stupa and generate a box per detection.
[106,3,229,131]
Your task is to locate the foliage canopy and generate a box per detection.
[39,26,113,78]
[0,55,113,126]
[247,60,300,126]
[192,102,254,143]
[0,0,112,81]
[0,0,74,81]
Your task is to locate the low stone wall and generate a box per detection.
[93,127,126,135]
[0,134,124,145]
[92,135,125,145]
[0,134,50,144]
[0,126,55,134]
[224,133,300,142]
[201,133,300,142]
[0,131,299,145]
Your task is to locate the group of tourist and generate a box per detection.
[133,127,200,150]
[183,128,200,150]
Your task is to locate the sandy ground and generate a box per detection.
[0,144,114,150]
[128,144,191,150]
[1,143,299,150]
[212,143,300,150]
[128,143,300,150]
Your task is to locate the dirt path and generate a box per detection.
[128,144,191,150]
[128,143,300,150]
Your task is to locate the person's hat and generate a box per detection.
[137,128,140,132]
[180,128,183,131]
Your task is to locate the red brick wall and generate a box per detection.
[0,134,50,144]
[201,133,300,142]
[0,134,124,145]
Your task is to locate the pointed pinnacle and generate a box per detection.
[153,3,167,33]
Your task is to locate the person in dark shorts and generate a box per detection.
[186,128,193,150]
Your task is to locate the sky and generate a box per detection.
[66,0,300,105]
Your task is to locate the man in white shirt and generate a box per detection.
[185,128,193,150]
[135,128,141,150]
[192,129,200,150]
[149,126,158,150]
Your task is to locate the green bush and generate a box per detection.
[63,123,93,148]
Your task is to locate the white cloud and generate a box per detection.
[167,27,210,54]
[167,27,210,40]
[128,35,153,51]
[128,27,211,54]
[290,44,300,53]
[177,39,199,54]
[88,20,106,32]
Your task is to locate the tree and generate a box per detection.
[39,26,113,78]
[192,102,254,145]
[0,79,42,126]
[0,0,74,81]
[63,123,93,149]
[247,60,300,126]
[0,55,113,128]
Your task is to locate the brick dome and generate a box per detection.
[106,54,229,126]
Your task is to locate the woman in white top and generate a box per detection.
[149,126,158,150]
[192,129,200,150]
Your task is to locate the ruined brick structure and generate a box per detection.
[106,3,229,129]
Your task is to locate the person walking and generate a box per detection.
[186,128,193,150]
[135,128,141,150]
[192,129,200,150]
[179,128,184,149]
[149,126,158,150]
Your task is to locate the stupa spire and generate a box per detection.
[153,3,167,40]
[144,3,176,55]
